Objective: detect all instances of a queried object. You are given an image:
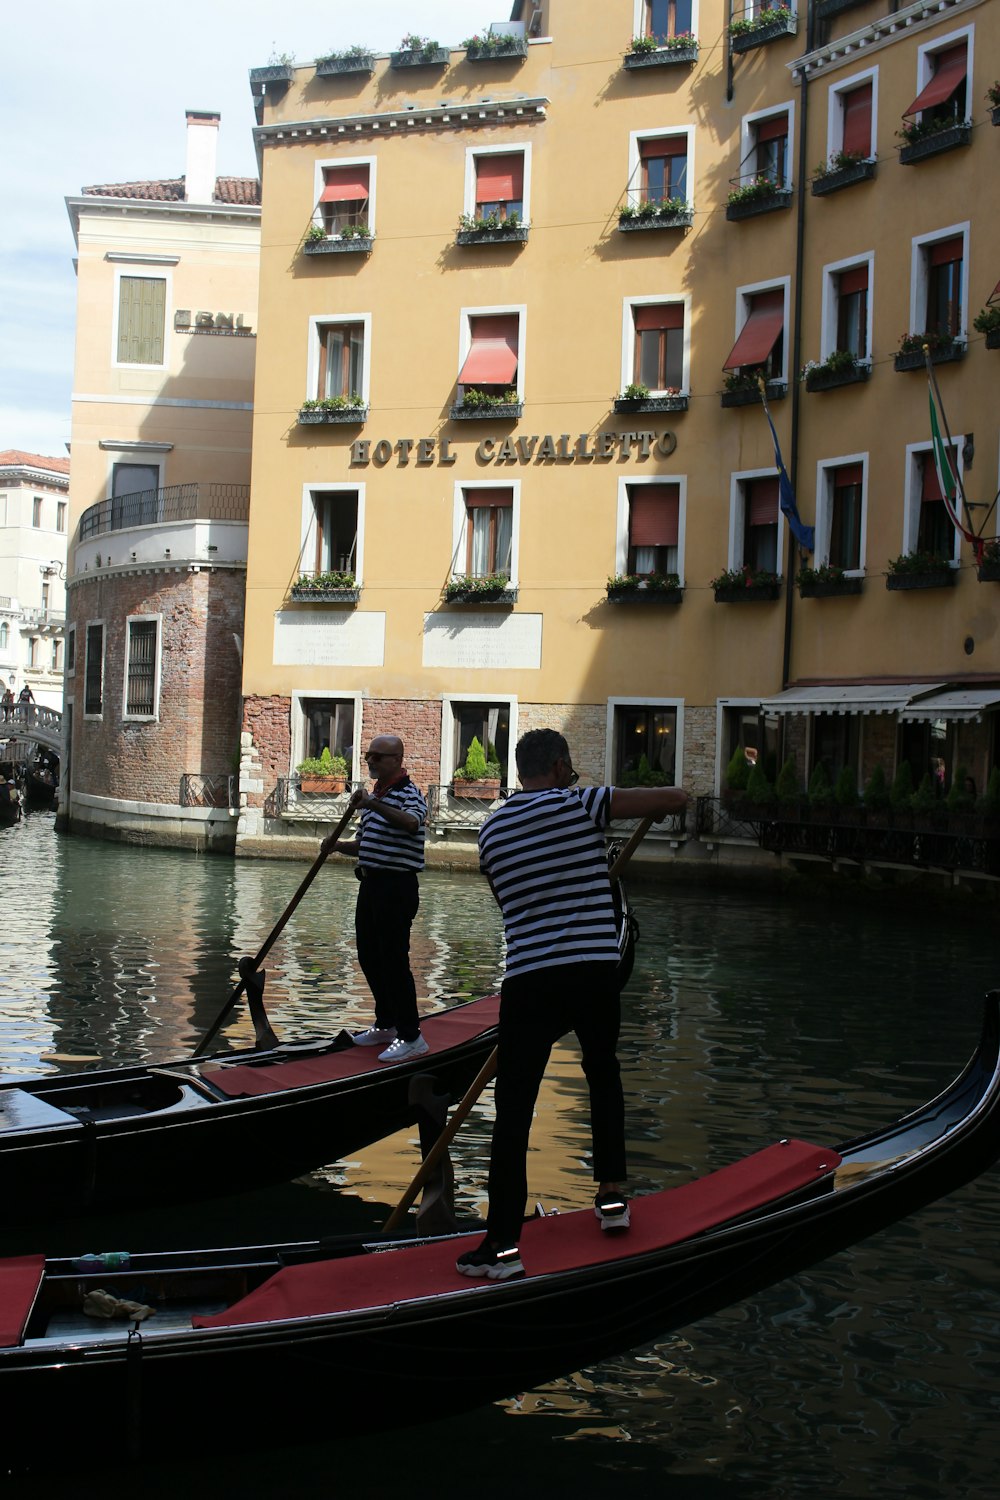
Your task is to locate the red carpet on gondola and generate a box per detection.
[193,1139,839,1330]
[0,1256,45,1348]
[203,994,500,1097]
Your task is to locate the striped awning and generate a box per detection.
[759,684,945,716]
[900,688,1000,723]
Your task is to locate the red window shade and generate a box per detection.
[724,291,784,370]
[633,303,685,332]
[841,83,873,155]
[475,154,524,203]
[838,264,869,296]
[458,316,519,385]
[921,451,956,502]
[639,135,688,158]
[747,478,779,527]
[833,463,864,490]
[629,485,679,547]
[464,489,512,509]
[904,44,967,115]
[929,236,963,267]
[320,166,370,202]
[756,113,788,143]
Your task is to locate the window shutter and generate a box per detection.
[747,477,779,526]
[841,83,873,156]
[723,290,784,370]
[838,264,869,296]
[458,315,519,385]
[138,279,165,364]
[755,113,788,143]
[633,303,685,332]
[903,44,967,115]
[475,154,524,203]
[320,166,370,201]
[464,489,513,509]
[921,450,956,501]
[639,135,688,158]
[929,236,963,267]
[629,485,679,547]
[833,463,864,490]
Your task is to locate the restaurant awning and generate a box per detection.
[759,684,945,716]
[900,688,1000,722]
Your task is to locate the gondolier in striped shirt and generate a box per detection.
[457,728,687,1280]
[322,734,428,1063]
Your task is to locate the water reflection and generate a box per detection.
[2,814,999,1495]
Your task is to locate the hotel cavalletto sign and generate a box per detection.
[348,429,678,468]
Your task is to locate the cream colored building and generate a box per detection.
[238,0,999,865]
[0,450,70,712]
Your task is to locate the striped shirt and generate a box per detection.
[479,786,618,977]
[357,778,427,872]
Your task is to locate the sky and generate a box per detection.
[0,0,492,459]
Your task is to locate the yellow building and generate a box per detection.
[239,0,999,867]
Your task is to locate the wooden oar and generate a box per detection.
[382,814,656,1233]
[192,797,360,1057]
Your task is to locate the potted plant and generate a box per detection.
[298,395,368,423]
[617,752,669,787]
[796,562,863,598]
[613,381,688,414]
[893,330,965,371]
[456,210,529,245]
[974,303,1000,351]
[810,149,875,196]
[250,52,296,85]
[618,197,693,232]
[728,6,796,55]
[896,114,972,164]
[885,551,956,590]
[452,736,502,799]
[297,747,350,793]
[315,44,375,77]
[290,570,359,601]
[463,31,528,62]
[725,174,791,220]
[623,32,698,68]
[800,349,870,392]
[711,565,781,601]
[444,572,514,603]
[450,387,522,420]
[303,221,374,254]
[391,33,448,68]
[606,571,682,603]
[977,539,1000,582]
[720,372,786,407]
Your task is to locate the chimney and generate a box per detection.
[185,111,220,204]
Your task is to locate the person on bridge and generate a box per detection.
[1,687,13,721]
[18,685,34,707]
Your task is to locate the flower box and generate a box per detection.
[289,587,360,604]
[726,189,792,221]
[720,381,786,408]
[613,394,688,414]
[714,582,781,603]
[300,776,348,794]
[898,124,971,164]
[811,159,876,196]
[886,569,956,592]
[455,225,529,246]
[730,13,798,55]
[465,37,528,62]
[249,64,294,85]
[992,106,1000,127]
[977,560,1000,582]
[316,54,375,76]
[606,585,683,604]
[894,345,965,372]
[623,42,699,69]
[618,209,694,232]
[986,329,1000,350]
[804,362,870,393]
[444,585,517,605]
[390,47,449,69]
[798,576,863,598]
[298,406,368,425]
[449,402,523,421]
[451,779,501,800]
[816,0,868,16]
[303,236,374,255]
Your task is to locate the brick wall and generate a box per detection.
[361,699,440,790]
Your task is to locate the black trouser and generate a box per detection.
[354,868,420,1040]
[486,960,626,1246]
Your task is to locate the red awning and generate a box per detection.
[630,485,679,547]
[320,167,370,202]
[723,291,784,370]
[475,153,524,203]
[903,45,967,116]
[458,317,519,385]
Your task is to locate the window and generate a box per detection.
[51,641,61,673]
[473,152,524,221]
[311,490,359,574]
[899,717,951,798]
[720,703,780,789]
[460,489,513,579]
[832,263,870,359]
[316,322,365,402]
[116,275,166,365]
[447,699,512,785]
[643,0,693,40]
[57,503,66,532]
[612,702,679,785]
[0,623,7,650]
[629,302,685,392]
[84,624,104,716]
[742,478,779,572]
[301,698,356,766]
[917,450,958,559]
[66,626,75,675]
[41,582,50,612]
[124,619,158,718]
[840,81,874,157]
[825,461,865,571]
[627,484,680,576]
[752,112,789,185]
[724,287,786,384]
[926,236,963,339]
[904,40,969,131]
[111,462,161,528]
[32,497,42,528]
[28,638,38,668]
[318,164,370,236]
[638,136,688,205]
[457,312,522,400]
[811,714,860,790]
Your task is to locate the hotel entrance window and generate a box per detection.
[451,702,510,785]
[614,705,677,783]
[301,698,355,768]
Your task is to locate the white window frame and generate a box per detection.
[626,126,695,210]
[439,693,518,789]
[122,614,161,722]
[909,222,970,344]
[450,479,520,586]
[83,618,106,720]
[714,697,762,795]
[289,689,365,781]
[820,252,874,363]
[727,467,787,576]
[814,453,868,575]
[311,155,377,237]
[732,276,791,385]
[902,440,965,565]
[605,697,685,791]
[631,0,702,39]
[739,100,795,190]
[306,312,372,406]
[913,24,974,116]
[621,294,691,397]
[615,473,688,585]
[826,65,878,160]
[457,303,527,402]
[111,267,171,371]
[463,142,532,225]
[300,481,366,586]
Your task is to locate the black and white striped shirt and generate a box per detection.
[358,779,427,872]
[479,786,618,977]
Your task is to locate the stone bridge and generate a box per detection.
[0,704,62,756]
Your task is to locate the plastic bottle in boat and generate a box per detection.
[73,1252,131,1272]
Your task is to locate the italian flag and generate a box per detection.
[928,376,982,563]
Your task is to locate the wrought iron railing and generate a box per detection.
[275,777,362,820]
[180,774,237,809]
[695,795,761,841]
[79,483,251,541]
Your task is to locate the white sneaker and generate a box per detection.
[352,1026,396,1047]
[378,1034,430,1062]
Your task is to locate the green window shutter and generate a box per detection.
[118,277,166,364]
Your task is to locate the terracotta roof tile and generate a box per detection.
[0,450,70,476]
[81,176,260,206]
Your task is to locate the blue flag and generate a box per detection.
[761,395,814,552]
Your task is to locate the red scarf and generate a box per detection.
[372,770,408,798]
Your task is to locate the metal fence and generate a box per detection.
[180,774,237,809]
[79,483,251,540]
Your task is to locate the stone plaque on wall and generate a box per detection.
[273,611,386,667]
[422,613,542,670]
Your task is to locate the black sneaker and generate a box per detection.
[455,1240,524,1280]
[594,1192,631,1230]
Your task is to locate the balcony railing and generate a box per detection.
[20,609,65,628]
[180,774,237,809]
[79,483,251,541]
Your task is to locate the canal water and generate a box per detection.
[2,809,999,1498]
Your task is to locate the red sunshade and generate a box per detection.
[903,45,967,116]
[458,317,519,385]
[630,485,679,546]
[747,477,779,526]
[723,291,784,370]
[475,153,524,202]
[320,167,370,202]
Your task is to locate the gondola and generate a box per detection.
[3,992,999,1467]
[0,780,20,824]
[0,993,500,1219]
[23,767,56,809]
